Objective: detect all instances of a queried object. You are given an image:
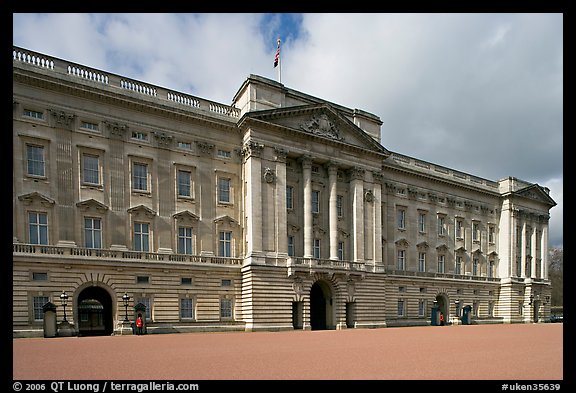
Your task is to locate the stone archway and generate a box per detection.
[435,293,450,325]
[310,280,333,330]
[77,286,113,336]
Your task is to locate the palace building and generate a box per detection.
[12,46,556,337]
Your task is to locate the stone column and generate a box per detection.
[327,162,339,260]
[530,224,537,278]
[301,156,313,258]
[350,167,365,262]
[373,172,383,265]
[275,148,289,257]
[243,141,264,257]
[541,219,549,279]
[521,219,527,278]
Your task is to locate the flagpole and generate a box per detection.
[277,37,281,83]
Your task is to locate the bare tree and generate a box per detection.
[548,247,563,307]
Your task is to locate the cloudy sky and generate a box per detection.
[12,13,563,248]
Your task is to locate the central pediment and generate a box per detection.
[239,103,390,156]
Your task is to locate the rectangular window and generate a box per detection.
[221,279,232,287]
[338,241,344,261]
[489,261,495,278]
[180,298,194,319]
[288,236,294,256]
[134,222,150,252]
[32,272,48,281]
[418,252,426,272]
[177,170,192,197]
[217,149,231,158]
[24,109,44,119]
[456,256,463,275]
[80,121,99,131]
[438,255,445,273]
[418,213,426,232]
[177,141,192,150]
[337,195,344,217]
[397,250,406,270]
[220,298,233,319]
[312,191,320,213]
[178,226,193,255]
[219,231,232,257]
[456,219,463,238]
[438,215,446,236]
[131,131,147,141]
[133,163,148,191]
[84,217,102,249]
[33,296,49,320]
[473,222,480,242]
[488,226,495,244]
[473,258,479,276]
[313,239,321,259]
[136,297,151,320]
[26,145,45,177]
[137,276,149,284]
[29,212,48,245]
[397,299,405,317]
[82,154,100,185]
[218,177,231,203]
[286,186,294,209]
[418,300,426,317]
[397,209,406,229]
[181,277,192,285]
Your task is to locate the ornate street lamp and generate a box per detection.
[60,291,69,322]
[122,293,130,322]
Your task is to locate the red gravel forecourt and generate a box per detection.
[13,323,563,381]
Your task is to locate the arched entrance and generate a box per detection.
[435,293,449,325]
[77,286,113,336]
[310,280,333,330]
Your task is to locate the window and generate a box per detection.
[438,255,445,273]
[219,231,232,257]
[397,250,406,270]
[488,225,495,244]
[455,256,463,275]
[80,121,99,132]
[136,297,151,320]
[29,212,48,245]
[26,145,45,177]
[313,239,321,259]
[177,170,192,197]
[217,149,231,158]
[132,163,148,191]
[473,222,480,242]
[438,215,446,236]
[418,212,426,233]
[218,177,231,203]
[473,258,479,276]
[418,252,426,272]
[180,298,194,319]
[181,277,192,285]
[24,109,44,119]
[338,241,344,261]
[84,217,102,248]
[32,272,48,281]
[177,226,193,254]
[456,219,463,239]
[337,195,344,217]
[82,154,100,185]
[518,302,523,316]
[177,141,192,150]
[288,236,294,256]
[134,222,150,252]
[221,279,232,287]
[286,186,294,209]
[397,299,405,317]
[131,131,147,141]
[418,300,426,317]
[312,191,320,214]
[397,209,406,229]
[220,298,233,319]
[33,296,49,320]
[137,276,149,284]
[488,260,495,278]
[488,301,495,317]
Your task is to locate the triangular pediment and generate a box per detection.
[127,204,157,218]
[241,104,389,156]
[515,184,557,207]
[18,192,55,206]
[76,199,109,213]
[173,210,200,221]
[214,215,238,226]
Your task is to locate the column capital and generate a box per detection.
[242,140,264,159]
[372,171,384,184]
[299,154,313,169]
[274,147,288,162]
[325,161,339,175]
[349,167,366,181]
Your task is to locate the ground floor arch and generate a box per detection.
[76,286,114,336]
[310,280,334,330]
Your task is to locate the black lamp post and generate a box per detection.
[122,293,130,322]
[60,290,69,322]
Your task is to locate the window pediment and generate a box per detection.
[76,199,109,213]
[127,204,156,218]
[18,192,55,207]
[214,215,238,227]
[173,210,199,222]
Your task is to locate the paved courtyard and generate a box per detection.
[13,323,563,381]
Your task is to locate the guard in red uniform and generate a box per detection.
[136,314,143,335]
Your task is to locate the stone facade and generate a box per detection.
[12,46,556,337]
